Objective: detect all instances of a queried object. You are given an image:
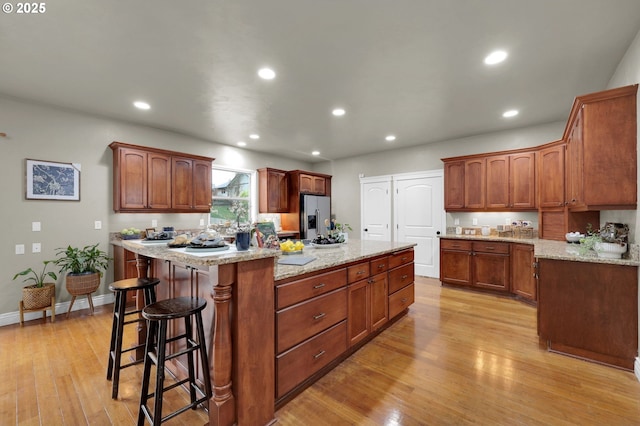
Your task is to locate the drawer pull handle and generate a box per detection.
[378,264,385,269]
[401,256,407,261]
[484,246,495,250]
[401,274,408,280]
[313,350,326,359]
[452,244,461,248]
[313,283,326,289]
[313,313,326,320]
[357,270,366,275]
[401,298,407,303]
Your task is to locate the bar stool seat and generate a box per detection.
[106,277,160,399]
[138,297,212,426]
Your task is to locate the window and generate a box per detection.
[211,167,255,226]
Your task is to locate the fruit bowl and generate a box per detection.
[121,233,141,240]
[565,232,584,243]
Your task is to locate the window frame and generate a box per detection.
[210,165,257,227]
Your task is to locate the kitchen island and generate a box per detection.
[115,238,416,426]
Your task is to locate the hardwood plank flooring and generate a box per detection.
[1,277,639,425]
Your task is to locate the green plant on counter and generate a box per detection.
[13,260,58,288]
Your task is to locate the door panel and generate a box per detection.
[361,179,391,241]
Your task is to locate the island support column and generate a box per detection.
[209,257,275,426]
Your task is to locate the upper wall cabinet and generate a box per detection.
[564,85,637,211]
[110,142,214,213]
[289,170,332,196]
[537,141,566,209]
[258,168,289,213]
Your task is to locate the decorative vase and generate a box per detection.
[594,242,627,259]
[235,232,251,251]
[22,282,55,310]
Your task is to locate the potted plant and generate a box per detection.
[54,243,112,315]
[13,260,58,309]
[579,223,628,258]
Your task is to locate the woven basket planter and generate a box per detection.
[66,272,100,296]
[22,282,55,310]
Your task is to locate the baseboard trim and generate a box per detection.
[0,293,115,326]
[635,357,640,382]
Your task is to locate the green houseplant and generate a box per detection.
[13,260,58,310]
[54,243,112,316]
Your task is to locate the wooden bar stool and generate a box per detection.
[138,297,212,426]
[106,277,160,399]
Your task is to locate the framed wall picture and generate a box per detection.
[26,159,80,201]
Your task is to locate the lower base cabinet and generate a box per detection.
[440,239,510,292]
[511,243,536,302]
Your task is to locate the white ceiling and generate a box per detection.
[1,1,640,162]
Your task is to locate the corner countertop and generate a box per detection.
[440,234,640,267]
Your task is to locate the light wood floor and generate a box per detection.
[2,277,640,425]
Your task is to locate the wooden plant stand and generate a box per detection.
[19,295,55,326]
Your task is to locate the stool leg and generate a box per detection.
[138,319,157,426]
[152,319,168,426]
[184,315,197,405]
[195,311,212,400]
[111,292,128,399]
[106,292,121,381]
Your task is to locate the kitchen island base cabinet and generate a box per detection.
[538,258,638,371]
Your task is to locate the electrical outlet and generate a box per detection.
[151,219,158,227]
[32,243,41,253]
[15,244,25,255]
[199,219,205,226]
[454,218,460,225]
[94,220,102,230]
[472,218,478,225]
[32,221,41,231]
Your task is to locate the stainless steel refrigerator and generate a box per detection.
[300,195,331,240]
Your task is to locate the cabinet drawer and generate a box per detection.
[389,263,414,294]
[347,262,370,283]
[276,288,347,353]
[276,321,347,398]
[440,239,472,251]
[388,249,414,269]
[370,256,389,275]
[389,283,415,319]
[276,269,347,310]
[472,241,510,254]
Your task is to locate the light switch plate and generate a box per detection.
[16,244,25,255]
[472,218,478,225]
[32,221,41,232]
[94,220,102,230]
[151,220,158,227]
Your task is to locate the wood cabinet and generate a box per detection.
[464,158,486,209]
[444,160,465,210]
[538,258,638,370]
[511,243,536,302]
[347,257,389,347]
[288,170,332,196]
[440,239,510,292]
[564,85,637,211]
[538,142,566,209]
[388,249,415,318]
[486,152,536,210]
[109,142,214,213]
[258,168,289,213]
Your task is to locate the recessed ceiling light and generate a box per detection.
[133,101,151,110]
[502,109,519,118]
[237,141,247,147]
[258,67,276,80]
[385,135,396,142]
[249,134,260,140]
[484,50,508,65]
[312,151,320,156]
[332,108,346,117]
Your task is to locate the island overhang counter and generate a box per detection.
[115,238,416,426]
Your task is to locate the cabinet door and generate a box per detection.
[347,279,369,346]
[485,155,509,209]
[299,174,315,194]
[172,157,194,210]
[147,152,172,210]
[566,111,584,208]
[118,148,148,210]
[312,176,326,195]
[538,144,565,208]
[473,252,510,292]
[192,159,212,212]
[440,249,472,286]
[369,273,388,332]
[444,161,465,210]
[511,243,536,301]
[259,168,289,213]
[510,152,536,209]
[464,158,485,209]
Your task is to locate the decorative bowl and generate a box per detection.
[565,232,584,243]
[594,242,627,259]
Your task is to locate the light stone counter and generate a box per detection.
[440,234,640,267]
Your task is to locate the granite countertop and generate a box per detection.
[440,234,640,267]
[112,236,417,279]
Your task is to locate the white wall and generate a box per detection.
[0,96,310,315]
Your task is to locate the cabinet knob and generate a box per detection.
[313,312,326,320]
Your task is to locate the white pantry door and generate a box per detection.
[360,177,391,241]
[394,171,444,278]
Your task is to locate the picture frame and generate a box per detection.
[26,159,80,201]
